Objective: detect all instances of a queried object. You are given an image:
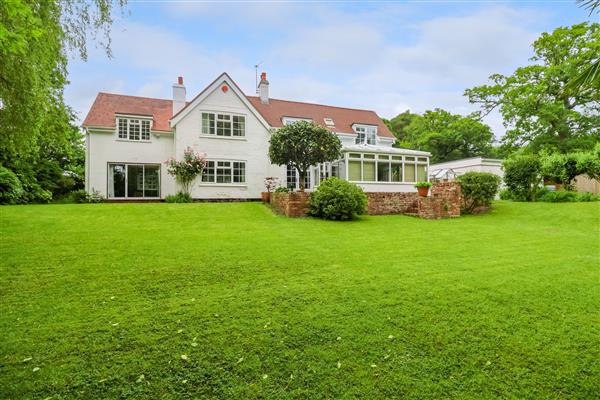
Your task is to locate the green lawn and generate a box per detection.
[1,201,598,399]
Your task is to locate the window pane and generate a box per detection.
[202,161,215,182]
[417,165,427,181]
[109,164,126,197]
[118,119,128,139]
[287,164,297,189]
[348,153,361,159]
[391,164,402,182]
[378,155,390,160]
[127,165,144,197]
[217,114,231,136]
[418,157,428,162]
[377,162,390,182]
[144,165,160,197]
[363,154,375,159]
[141,121,151,141]
[129,120,140,140]
[405,156,415,162]
[391,156,402,161]
[202,113,215,135]
[348,160,361,181]
[404,163,416,182]
[363,161,375,181]
[233,162,245,183]
[232,115,245,136]
[216,161,232,183]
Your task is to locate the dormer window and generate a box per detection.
[117,117,151,141]
[324,117,335,127]
[354,125,377,145]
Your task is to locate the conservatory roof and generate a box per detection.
[342,144,431,157]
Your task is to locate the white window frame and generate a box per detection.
[116,117,152,142]
[353,124,378,145]
[344,153,429,184]
[201,159,247,186]
[201,112,246,137]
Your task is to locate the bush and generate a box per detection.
[70,189,104,203]
[0,166,24,204]
[457,172,501,213]
[538,190,599,203]
[165,192,193,203]
[503,155,542,201]
[499,188,513,200]
[309,177,367,220]
[274,186,289,193]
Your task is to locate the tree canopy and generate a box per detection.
[396,109,495,163]
[465,22,600,154]
[383,110,418,142]
[268,121,342,191]
[0,0,126,203]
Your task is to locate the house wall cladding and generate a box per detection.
[417,181,462,219]
[270,192,311,217]
[365,192,419,215]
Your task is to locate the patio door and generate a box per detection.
[108,163,160,199]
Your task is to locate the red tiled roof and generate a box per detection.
[246,96,394,138]
[82,92,174,132]
[83,90,394,139]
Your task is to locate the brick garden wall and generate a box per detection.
[417,181,462,219]
[366,192,419,215]
[270,182,462,219]
[270,192,311,217]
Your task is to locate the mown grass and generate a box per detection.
[1,201,598,399]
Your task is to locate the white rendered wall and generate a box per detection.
[173,86,286,199]
[86,129,176,198]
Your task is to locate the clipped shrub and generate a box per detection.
[457,172,501,213]
[274,186,289,193]
[0,166,24,204]
[309,177,367,220]
[165,192,193,203]
[503,155,542,201]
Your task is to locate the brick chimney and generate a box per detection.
[172,76,186,115]
[258,72,269,104]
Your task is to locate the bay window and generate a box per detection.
[202,112,245,137]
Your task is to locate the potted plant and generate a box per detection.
[415,181,432,197]
[262,177,279,202]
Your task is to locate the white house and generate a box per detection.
[429,157,504,180]
[83,72,430,200]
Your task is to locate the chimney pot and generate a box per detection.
[260,72,267,81]
[172,77,186,115]
[178,76,184,85]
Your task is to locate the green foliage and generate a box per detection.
[274,186,289,193]
[165,148,206,195]
[503,154,542,201]
[499,188,513,200]
[0,166,24,204]
[414,181,432,188]
[69,189,103,203]
[164,192,193,203]
[400,109,494,163]
[384,110,418,142]
[457,172,501,213]
[540,145,600,188]
[466,23,600,154]
[0,0,124,203]
[309,177,367,220]
[538,190,599,202]
[269,121,342,190]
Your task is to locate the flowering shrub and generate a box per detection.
[264,177,279,193]
[165,147,207,195]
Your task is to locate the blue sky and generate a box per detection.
[66,0,597,137]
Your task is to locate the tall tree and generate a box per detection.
[384,110,418,142]
[465,22,600,154]
[401,109,494,163]
[0,0,126,202]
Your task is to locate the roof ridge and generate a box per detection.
[98,92,172,102]
[246,95,379,114]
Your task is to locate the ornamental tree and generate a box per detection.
[268,121,342,191]
[165,147,207,195]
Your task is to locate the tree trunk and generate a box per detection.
[298,169,306,191]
